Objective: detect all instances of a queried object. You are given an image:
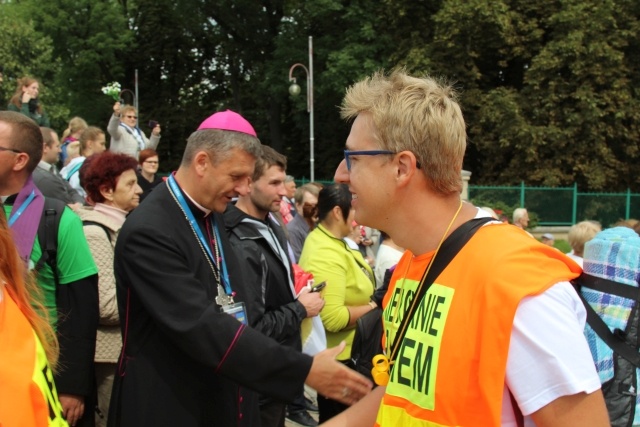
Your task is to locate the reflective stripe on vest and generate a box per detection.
[0,290,67,426]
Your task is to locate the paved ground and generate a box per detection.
[285,386,319,427]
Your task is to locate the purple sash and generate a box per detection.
[8,176,45,266]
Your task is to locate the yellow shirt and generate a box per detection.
[299,224,375,360]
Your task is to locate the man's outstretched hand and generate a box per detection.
[306,341,373,405]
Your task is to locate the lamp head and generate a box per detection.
[289,81,301,96]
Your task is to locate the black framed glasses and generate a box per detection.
[343,150,396,171]
[125,115,138,119]
[0,146,23,154]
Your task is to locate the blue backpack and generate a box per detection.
[576,227,640,427]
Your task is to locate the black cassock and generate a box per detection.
[108,182,312,427]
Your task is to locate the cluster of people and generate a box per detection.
[1,77,166,427]
[5,76,165,208]
[5,67,635,427]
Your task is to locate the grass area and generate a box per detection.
[549,239,571,253]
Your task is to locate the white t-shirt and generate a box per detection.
[565,252,584,268]
[374,244,404,288]
[60,156,86,198]
[501,282,601,426]
[471,209,600,425]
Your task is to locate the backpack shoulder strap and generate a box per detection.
[576,273,640,301]
[64,162,83,181]
[82,220,113,243]
[34,198,66,285]
[575,273,640,368]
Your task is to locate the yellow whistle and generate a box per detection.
[371,354,391,386]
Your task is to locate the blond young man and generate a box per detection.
[325,70,609,427]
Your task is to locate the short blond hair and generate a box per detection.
[341,69,466,195]
[120,105,137,119]
[66,141,81,162]
[568,221,602,257]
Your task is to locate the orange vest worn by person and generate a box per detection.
[0,288,68,427]
[377,223,581,427]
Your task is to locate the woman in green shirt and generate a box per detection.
[8,76,50,127]
[298,183,376,423]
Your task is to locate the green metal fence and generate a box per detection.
[469,182,640,227]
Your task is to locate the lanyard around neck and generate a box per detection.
[167,175,232,295]
[8,190,35,227]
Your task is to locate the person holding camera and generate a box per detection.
[7,76,50,126]
[107,101,160,159]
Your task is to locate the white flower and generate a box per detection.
[101,82,122,101]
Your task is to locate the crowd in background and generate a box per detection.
[3,71,640,427]
[0,76,166,427]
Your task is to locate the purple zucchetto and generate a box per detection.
[197,110,257,137]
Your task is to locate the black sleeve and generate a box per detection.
[230,238,306,343]
[116,211,312,402]
[253,300,307,342]
[54,273,99,396]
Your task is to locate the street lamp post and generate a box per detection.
[288,36,314,182]
[118,69,139,111]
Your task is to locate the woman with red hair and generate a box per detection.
[0,207,67,426]
[136,148,163,202]
[76,152,142,427]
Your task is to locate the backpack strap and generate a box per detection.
[575,273,640,368]
[34,198,66,286]
[82,220,112,243]
[64,162,83,181]
[577,273,640,301]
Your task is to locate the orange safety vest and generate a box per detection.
[0,289,68,427]
[377,224,581,427]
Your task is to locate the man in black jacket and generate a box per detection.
[224,145,324,427]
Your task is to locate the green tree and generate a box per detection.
[12,0,132,130]
[0,5,64,124]
[387,0,640,191]
[272,0,395,179]
[8,0,640,189]
[519,0,640,190]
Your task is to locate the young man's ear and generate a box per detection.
[395,150,420,185]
